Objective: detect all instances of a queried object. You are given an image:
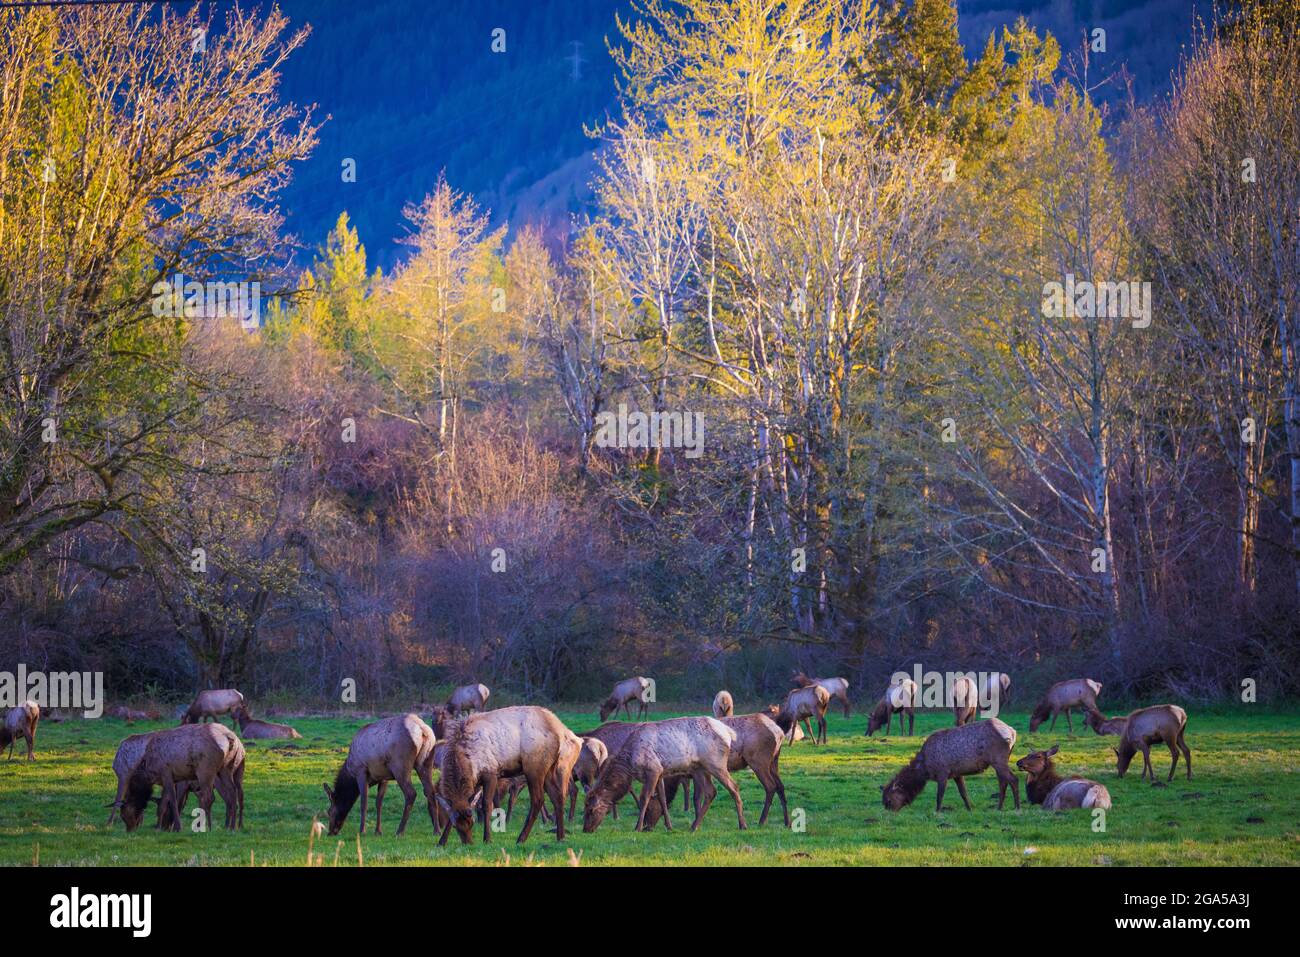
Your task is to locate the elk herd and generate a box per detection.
[3,669,1196,845]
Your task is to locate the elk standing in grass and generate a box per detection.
[323,713,438,836]
[567,736,609,822]
[1,700,38,761]
[232,705,301,739]
[180,689,245,726]
[981,672,1012,712]
[599,677,651,721]
[446,683,490,716]
[712,690,734,718]
[1017,745,1111,810]
[583,716,745,833]
[575,721,677,818]
[792,671,851,718]
[120,723,244,832]
[866,678,916,736]
[436,705,572,845]
[952,675,979,726]
[1113,705,1191,782]
[1028,679,1103,733]
[881,717,1020,812]
[772,685,831,744]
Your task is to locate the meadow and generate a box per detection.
[1,706,1297,867]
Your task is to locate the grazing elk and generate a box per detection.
[120,724,244,832]
[180,689,245,726]
[712,690,734,719]
[436,706,573,845]
[647,712,789,829]
[232,705,302,740]
[599,677,652,722]
[866,678,917,736]
[1028,679,1103,733]
[952,675,979,726]
[792,671,852,718]
[446,683,490,716]
[881,717,1020,812]
[575,721,681,818]
[981,672,1012,711]
[323,713,438,836]
[1,700,39,761]
[1017,745,1112,810]
[1113,705,1192,782]
[583,716,745,833]
[772,685,831,744]
[567,737,609,822]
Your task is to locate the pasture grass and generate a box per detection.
[1,707,1297,866]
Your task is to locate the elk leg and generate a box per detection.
[481,776,498,843]
[997,764,1020,809]
[935,775,949,812]
[1165,739,1180,782]
[374,780,387,835]
[908,709,914,735]
[682,776,691,813]
[417,764,439,831]
[394,775,417,836]
[1065,709,1074,734]
[801,716,815,744]
[657,777,674,831]
[714,766,746,830]
[1141,745,1154,781]
[515,774,546,844]
[545,767,567,841]
[1179,733,1192,779]
[635,772,660,832]
[954,776,973,810]
[754,761,779,826]
[356,772,370,834]
[1049,711,1058,731]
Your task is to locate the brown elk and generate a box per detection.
[323,713,438,836]
[1017,745,1111,810]
[1,700,39,761]
[446,683,490,716]
[771,685,830,744]
[952,675,979,726]
[1028,679,1103,733]
[232,705,302,740]
[599,677,652,721]
[792,671,851,718]
[436,706,573,845]
[583,716,745,833]
[866,678,916,736]
[180,689,245,726]
[1113,705,1191,782]
[882,718,1020,812]
[712,690,734,718]
[120,724,244,832]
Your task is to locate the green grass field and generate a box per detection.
[2,707,1297,866]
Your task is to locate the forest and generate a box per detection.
[1,0,1298,708]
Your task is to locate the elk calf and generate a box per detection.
[792,671,852,718]
[232,705,302,740]
[1017,745,1111,810]
[1,700,38,761]
[866,679,916,737]
[1028,679,1103,733]
[599,677,651,722]
[882,718,1020,812]
[1114,705,1191,782]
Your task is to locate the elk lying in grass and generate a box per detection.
[1085,711,1129,735]
[645,712,789,829]
[1113,705,1191,782]
[436,706,573,845]
[1017,745,1112,810]
[866,679,916,737]
[108,705,162,722]
[1028,679,1103,733]
[599,677,651,721]
[447,683,490,716]
[232,705,302,739]
[583,716,745,833]
[952,675,979,726]
[1,700,38,761]
[180,689,245,726]
[323,713,437,837]
[792,671,851,718]
[881,717,1020,812]
[120,724,245,832]
[712,690,734,718]
[567,737,609,822]
[772,685,831,744]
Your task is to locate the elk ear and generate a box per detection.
[1047,744,1059,756]
[322,783,333,801]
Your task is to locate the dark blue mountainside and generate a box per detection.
[274,0,1193,269]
